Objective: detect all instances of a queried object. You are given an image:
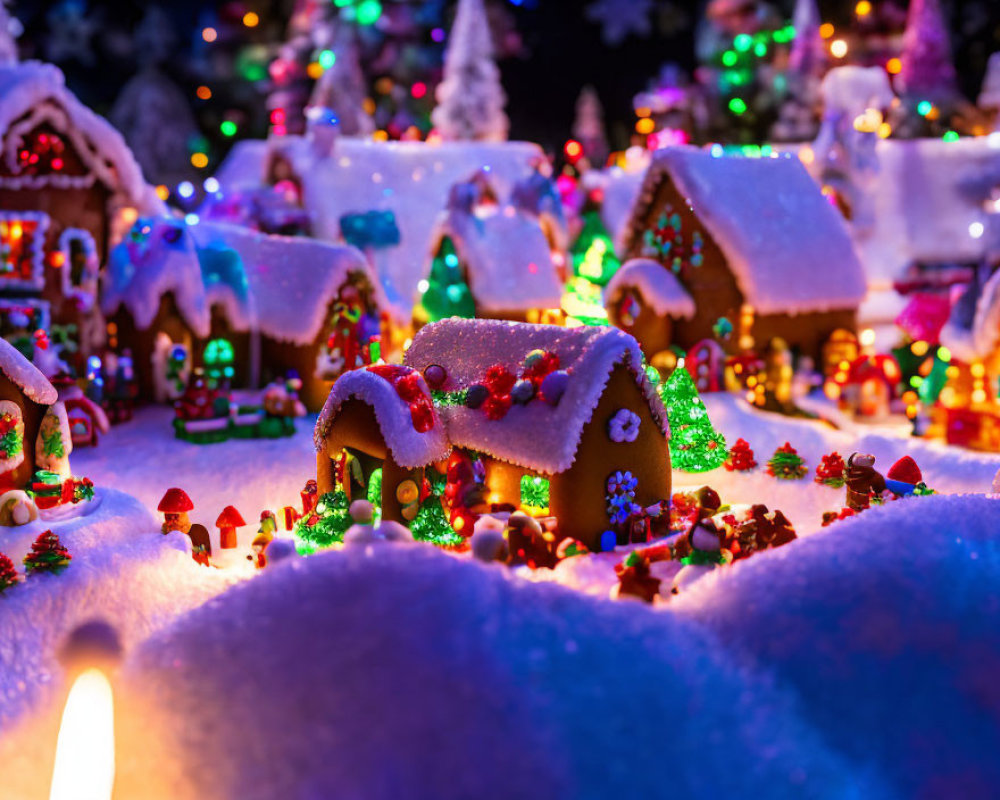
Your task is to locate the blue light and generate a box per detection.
[185,213,200,226]
[203,177,220,193]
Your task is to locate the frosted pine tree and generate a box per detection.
[771,0,825,142]
[572,86,608,165]
[432,0,508,142]
[308,28,373,137]
[898,0,957,100]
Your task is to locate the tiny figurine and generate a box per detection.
[0,490,38,526]
[845,453,886,511]
[215,505,246,550]
[158,488,194,534]
[0,551,20,592]
[613,551,661,603]
[23,530,71,574]
[300,479,318,516]
[188,524,212,567]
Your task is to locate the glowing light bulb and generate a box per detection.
[830,39,848,58]
[49,668,115,800]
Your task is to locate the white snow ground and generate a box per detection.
[0,396,997,798]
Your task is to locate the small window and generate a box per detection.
[520,474,550,511]
[58,228,99,309]
[203,338,235,381]
[0,212,49,290]
[0,298,51,358]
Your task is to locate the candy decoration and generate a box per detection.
[815,452,846,488]
[423,364,447,389]
[607,408,641,443]
[482,393,512,421]
[766,443,808,480]
[0,551,19,592]
[539,370,569,405]
[23,530,71,574]
[366,364,436,433]
[465,384,489,409]
[483,365,516,396]
[724,438,757,471]
[511,379,535,404]
[599,530,617,552]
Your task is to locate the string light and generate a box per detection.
[886,57,902,74]
[855,0,872,16]
[177,181,195,199]
[220,120,238,137]
[318,49,336,69]
[243,11,259,27]
[819,23,834,38]
[202,27,217,43]
[635,117,655,134]
[196,85,212,100]
[728,97,747,115]
[830,39,848,58]
[204,177,220,193]
[155,185,169,201]
[191,152,209,168]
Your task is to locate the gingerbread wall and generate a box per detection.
[551,364,671,550]
[0,378,46,492]
[622,173,857,364]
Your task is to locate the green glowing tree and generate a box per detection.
[415,237,476,323]
[572,210,619,286]
[659,366,726,472]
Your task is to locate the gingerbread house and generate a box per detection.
[101,218,385,410]
[208,136,550,322]
[415,176,564,325]
[0,337,57,491]
[314,319,671,551]
[0,59,162,362]
[608,147,867,365]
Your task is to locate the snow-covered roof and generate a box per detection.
[604,258,695,318]
[432,205,563,313]
[402,319,668,475]
[863,138,1000,275]
[0,337,57,405]
[211,137,544,316]
[101,219,379,345]
[940,267,1000,363]
[620,147,867,315]
[315,366,450,469]
[0,60,162,213]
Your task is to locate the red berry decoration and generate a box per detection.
[815,452,846,488]
[0,551,20,592]
[395,372,425,402]
[483,365,516,396]
[482,393,512,421]
[724,438,757,472]
[410,402,435,433]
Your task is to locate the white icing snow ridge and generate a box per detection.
[604,258,696,318]
[0,337,57,405]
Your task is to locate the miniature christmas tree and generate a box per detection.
[295,491,352,551]
[410,496,464,548]
[724,438,757,472]
[23,530,71,574]
[432,0,509,142]
[660,367,726,472]
[898,0,957,100]
[415,237,476,322]
[572,209,620,286]
[0,551,19,592]
[572,86,609,166]
[767,443,808,480]
[815,452,846,488]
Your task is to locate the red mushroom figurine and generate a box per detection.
[215,505,246,550]
[158,488,194,535]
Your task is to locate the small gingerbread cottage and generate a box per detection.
[609,147,867,364]
[0,337,57,491]
[315,320,671,551]
[415,175,564,325]
[0,58,162,359]
[102,218,385,410]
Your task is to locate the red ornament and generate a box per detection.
[395,372,425,402]
[409,401,435,433]
[482,393,512,420]
[483,365,516,396]
[523,351,560,383]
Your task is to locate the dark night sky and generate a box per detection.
[10,0,1000,154]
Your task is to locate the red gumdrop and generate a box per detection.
[396,372,425,402]
[482,393,512,420]
[483,365,516,396]
[409,401,434,433]
[523,351,560,382]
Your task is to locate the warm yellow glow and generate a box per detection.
[824,380,840,400]
[190,152,209,169]
[798,145,814,165]
[307,62,323,79]
[50,668,115,800]
[853,108,883,133]
[243,11,259,27]
[635,106,651,118]
[971,362,986,378]
[373,129,389,142]
[196,85,212,100]
[877,122,892,139]
[855,0,872,16]
[819,23,834,38]
[830,39,848,59]
[886,57,902,75]
[155,184,169,201]
[910,340,929,357]
[202,27,217,43]
[635,117,655,135]
[973,389,988,404]
[859,328,876,347]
